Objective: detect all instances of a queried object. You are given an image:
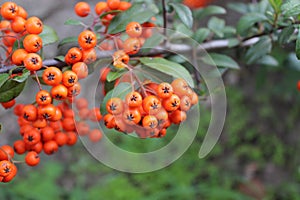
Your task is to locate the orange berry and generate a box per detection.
[51,84,68,100]
[23,34,42,53]
[95,2,108,15]
[74,2,90,17]
[78,30,97,50]
[42,67,63,86]
[25,151,40,167]
[72,62,88,79]
[1,99,16,109]
[11,16,26,33]
[1,2,19,20]
[107,0,120,10]
[12,48,27,65]
[126,22,142,38]
[88,129,103,142]
[0,145,14,161]
[23,53,42,71]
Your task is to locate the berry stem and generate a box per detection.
[33,71,43,91]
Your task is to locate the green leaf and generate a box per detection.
[99,10,122,19]
[296,26,300,60]
[281,0,300,16]
[245,36,272,64]
[39,25,59,46]
[100,82,132,113]
[64,18,84,26]
[278,26,295,45]
[194,5,226,19]
[201,53,240,69]
[0,73,9,88]
[169,3,193,28]
[237,13,268,36]
[208,17,225,38]
[140,32,165,54]
[106,69,127,82]
[107,3,158,34]
[140,57,194,87]
[256,55,279,66]
[54,55,65,62]
[174,23,193,38]
[0,79,26,102]
[58,36,77,48]
[193,28,210,43]
[12,69,30,82]
[269,0,282,13]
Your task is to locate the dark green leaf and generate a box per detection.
[0,73,9,88]
[140,57,194,87]
[107,3,158,34]
[281,0,300,16]
[237,13,268,36]
[278,26,295,45]
[245,36,272,64]
[174,23,193,38]
[296,26,300,60]
[269,0,282,13]
[64,18,84,26]
[208,17,225,38]
[256,55,279,66]
[106,70,127,82]
[167,55,188,63]
[58,36,78,48]
[194,5,226,19]
[201,53,240,69]
[169,3,193,28]
[100,82,132,113]
[193,28,210,43]
[99,10,122,19]
[39,25,59,46]
[12,69,30,82]
[0,79,26,102]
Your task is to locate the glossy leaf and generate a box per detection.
[201,53,240,69]
[107,3,158,34]
[12,69,30,83]
[39,25,59,46]
[58,36,77,48]
[106,70,127,82]
[194,5,226,19]
[0,73,9,88]
[237,13,268,36]
[245,36,272,64]
[140,57,194,87]
[208,17,225,38]
[64,18,84,26]
[296,25,300,60]
[169,3,193,28]
[0,79,26,102]
[193,28,210,43]
[278,26,295,45]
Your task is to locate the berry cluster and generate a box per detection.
[104,78,198,138]
[0,2,105,183]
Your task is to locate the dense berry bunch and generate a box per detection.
[104,78,198,138]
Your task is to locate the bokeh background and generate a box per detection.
[1,0,300,199]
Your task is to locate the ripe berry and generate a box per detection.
[126,22,142,38]
[74,2,91,17]
[142,115,158,129]
[107,0,121,10]
[23,34,43,53]
[23,128,41,146]
[22,104,38,121]
[125,91,143,108]
[142,95,162,115]
[123,108,141,125]
[162,94,181,112]
[38,104,57,120]
[170,110,187,124]
[180,95,192,111]
[25,151,40,167]
[42,67,63,86]
[23,53,42,71]
[106,97,124,115]
[65,47,82,64]
[43,140,58,155]
[36,90,52,105]
[78,30,97,50]
[1,99,16,109]
[25,16,43,34]
[95,2,108,15]
[12,48,28,65]
[157,82,173,99]
[62,70,78,87]
[123,37,141,55]
[0,160,13,177]
[1,162,17,182]
[11,16,26,33]
[13,140,26,155]
[0,145,14,161]
[72,62,88,79]
[1,2,19,20]
[297,80,300,91]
